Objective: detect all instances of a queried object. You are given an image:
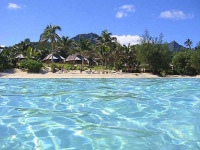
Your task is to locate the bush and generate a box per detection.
[4,62,14,69]
[20,59,42,73]
[0,64,3,72]
[84,67,88,70]
[190,50,200,73]
[63,64,82,70]
[161,70,166,77]
[172,50,198,76]
[76,66,80,70]
[91,66,115,71]
[42,63,47,68]
[55,64,62,70]
[0,62,14,71]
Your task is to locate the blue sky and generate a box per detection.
[0,0,199,47]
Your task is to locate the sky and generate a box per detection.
[0,0,200,47]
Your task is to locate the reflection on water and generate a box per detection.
[0,79,200,150]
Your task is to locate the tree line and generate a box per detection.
[0,24,200,76]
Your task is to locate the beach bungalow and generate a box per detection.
[15,54,26,63]
[42,53,65,63]
[65,54,97,66]
[139,64,150,72]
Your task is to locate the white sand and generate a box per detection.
[0,69,200,78]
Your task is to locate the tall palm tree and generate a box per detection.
[40,24,61,72]
[96,30,117,67]
[184,39,193,49]
[110,42,123,69]
[74,37,92,72]
[57,36,74,58]
[98,30,117,45]
[122,44,137,72]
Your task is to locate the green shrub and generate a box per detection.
[172,50,198,76]
[20,59,42,73]
[49,63,54,69]
[91,66,116,71]
[0,64,3,72]
[42,63,47,68]
[161,70,166,77]
[76,66,80,70]
[4,62,14,69]
[84,67,88,70]
[55,64,62,70]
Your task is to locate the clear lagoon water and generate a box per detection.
[0,79,200,150]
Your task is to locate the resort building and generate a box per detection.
[15,54,26,63]
[65,54,97,66]
[0,45,5,53]
[42,53,65,63]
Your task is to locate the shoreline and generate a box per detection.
[0,69,200,79]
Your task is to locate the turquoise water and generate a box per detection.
[0,79,200,150]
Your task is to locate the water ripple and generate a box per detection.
[0,78,200,150]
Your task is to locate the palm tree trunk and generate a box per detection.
[51,41,54,72]
[81,55,84,73]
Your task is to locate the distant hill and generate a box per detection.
[71,33,99,43]
[168,41,184,52]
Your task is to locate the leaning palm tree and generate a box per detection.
[74,37,92,72]
[184,39,193,49]
[40,24,61,72]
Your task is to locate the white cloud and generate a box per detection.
[116,11,127,19]
[160,10,194,20]
[112,35,140,46]
[116,4,136,19]
[8,3,21,9]
[120,5,136,12]
[0,45,5,48]
[7,3,26,9]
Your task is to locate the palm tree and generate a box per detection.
[13,41,30,56]
[96,30,117,67]
[110,42,123,70]
[122,44,137,72]
[40,24,61,72]
[74,37,92,72]
[22,46,40,60]
[57,36,74,57]
[184,39,193,49]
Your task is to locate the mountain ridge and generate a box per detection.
[167,41,184,52]
[71,33,99,43]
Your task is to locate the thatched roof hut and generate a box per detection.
[15,54,26,63]
[15,54,25,59]
[66,54,97,66]
[42,54,65,63]
[66,54,83,61]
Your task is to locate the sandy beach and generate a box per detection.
[0,69,200,78]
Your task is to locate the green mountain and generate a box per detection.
[168,41,184,52]
[71,33,99,43]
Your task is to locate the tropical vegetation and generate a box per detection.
[0,24,200,76]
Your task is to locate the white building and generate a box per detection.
[0,45,5,53]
